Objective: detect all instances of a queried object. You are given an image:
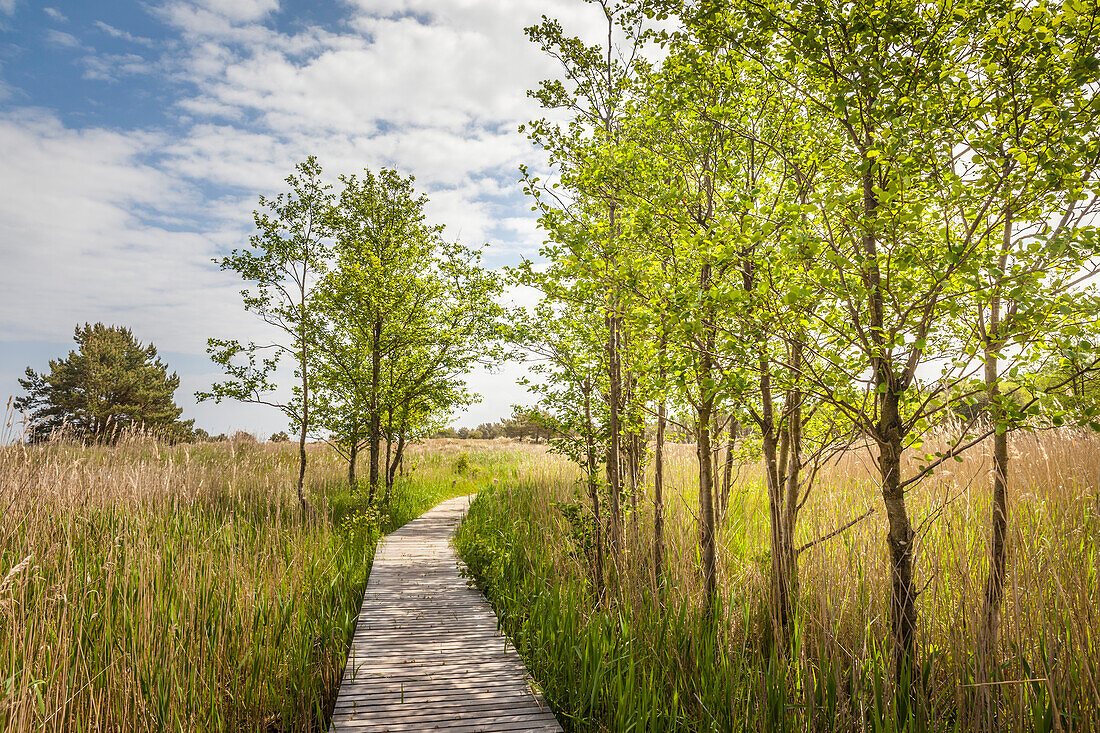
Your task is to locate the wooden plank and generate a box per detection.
[330,495,562,732]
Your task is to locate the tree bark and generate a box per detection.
[654,327,668,589]
[720,421,736,524]
[697,405,718,613]
[607,309,624,564]
[697,260,718,613]
[583,378,604,597]
[626,373,640,547]
[386,426,407,498]
[368,316,382,503]
[861,144,917,717]
[879,389,917,718]
[348,434,358,487]
[296,297,312,516]
[979,209,1012,730]
[760,353,792,640]
[782,337,804,610]
[712,413,722,527]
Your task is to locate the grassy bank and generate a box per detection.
[455,430,1100,732]
[0,436,517,731]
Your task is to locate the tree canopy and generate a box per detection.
[513,0,1100,723]
[200,159,505,505]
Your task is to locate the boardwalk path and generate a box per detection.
[331,494,562,732]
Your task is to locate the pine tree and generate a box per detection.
[15,323,194,443]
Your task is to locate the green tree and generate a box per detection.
[198,156,334,514]
[16,322,194,443]
[313,168,506,501]
[524,0,650,568]
[689,0,1100,716]
[321,168,436,499]
[942,4,1100,720]
[511,296,612,594]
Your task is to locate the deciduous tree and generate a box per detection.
[198,156,333,514]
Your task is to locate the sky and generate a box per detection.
[0,0,606,438]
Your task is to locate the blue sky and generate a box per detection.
[0,0,602,437]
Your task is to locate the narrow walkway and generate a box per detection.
[331,494,562,732]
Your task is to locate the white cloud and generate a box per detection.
[44,28,84,49]
[43,7,66,22]
[93,21,156,47]
[1,0,618,430]
[0,110,253,352]
[192,0,278,24]
[169,1,604,136]
[0,0,16,18]
[82,52,157,81]
[145,0,576,258]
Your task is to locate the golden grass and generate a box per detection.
[493,428,1100,729]
[0,434,515,731]
[2,428,1095,729]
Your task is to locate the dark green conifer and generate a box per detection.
[15,322,194,443]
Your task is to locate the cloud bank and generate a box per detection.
[0,0,608,433]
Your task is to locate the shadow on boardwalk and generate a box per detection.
[331,494,562,732]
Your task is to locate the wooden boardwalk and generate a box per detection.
[330,494,562,732]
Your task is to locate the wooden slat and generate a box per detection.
[330,495,562,732]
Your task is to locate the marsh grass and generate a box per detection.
[0,433,515,731]
[455,429,1100,731]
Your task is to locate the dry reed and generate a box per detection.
[470,428,1100,730]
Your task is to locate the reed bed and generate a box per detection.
[455,429,1100,731]
[0,434,514,731]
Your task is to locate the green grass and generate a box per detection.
[456,486,751,732]
[455,432,1100,733]
[0,437,512,732]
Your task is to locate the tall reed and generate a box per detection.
[456,429,1100,731]
[0,433,512,731]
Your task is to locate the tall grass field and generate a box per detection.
[4,430,1097,731]
[455,429,1100,732]
[0,433,518,731]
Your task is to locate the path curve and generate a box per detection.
[331,494,562,732]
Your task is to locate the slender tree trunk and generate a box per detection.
[654,327,667,589]
[712,413,722,528]
[782,338,804,611]
[623,355,642,548]
[395,433,406,485]
[979,210,1012,731]
[654,397,667,586]
[697,260,718,613]
[296,300,312,515]
[697,404,718,613]
[879,389,917,718]
[368,316,382,503]
[760,354,791,640]
[720,421,736,524]
[387,427,407,497]
[860,146,917,717]
[583,378,604,597]
[384,407,405,502]
[599,14,624,568]
[384,406,394,491]
[385,435,393,483]
[607,309,623,564]
[621,349,639,548]
[348,435,358,487]
[297,419,309,510]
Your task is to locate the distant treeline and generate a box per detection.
[434,407,552,443]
